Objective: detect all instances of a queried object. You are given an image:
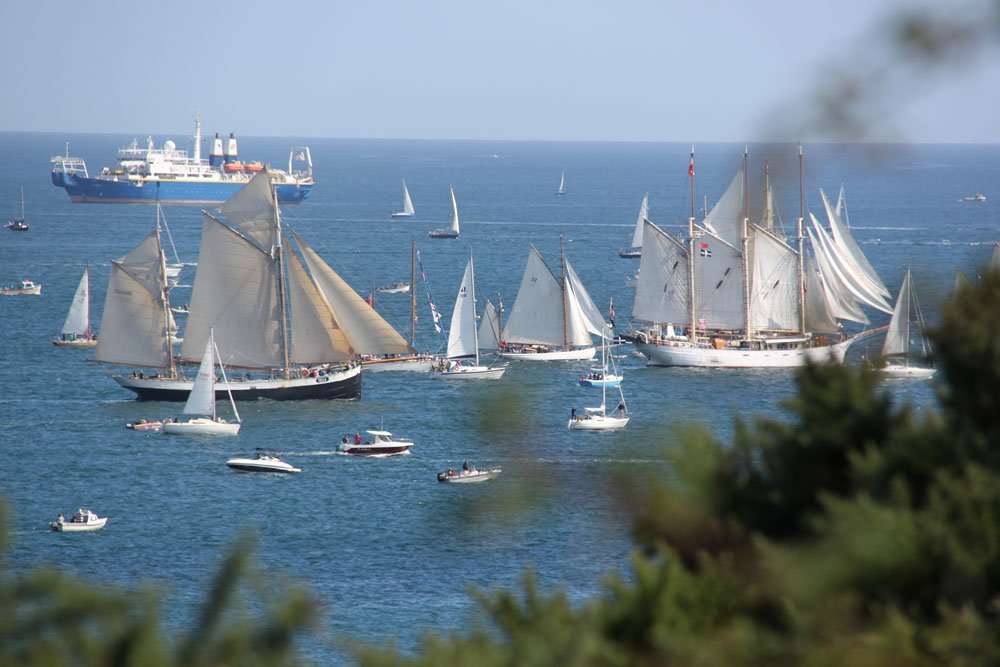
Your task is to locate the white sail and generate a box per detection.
[285,244,354,363]
[184,337,218,417]
[802,253,843,334]
[95,228,171,367]
[478,300,501,352]
[297,239,413,355]
[749,226,799,331]
[563,256,606,339]
[180,213,283,368]
[402,180,415,215]
[693,230,744,330]
[448,186,460,235]
[61,268,90,336]
[882,270,911,358]
[633,220,690,325]
[557,172,565,194]
[821,189,889,298]
[502,246,565,346]
[806,226,870,324]
[447,256,478,359]
[809,214,892,314]
[219,171,278,250]
[702,170,744,247]
[629,194,649,249]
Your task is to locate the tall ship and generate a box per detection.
[631,146,892,368]
[96,172,414,401]
[51,115,314,204]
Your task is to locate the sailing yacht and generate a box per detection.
[617,193,647,258]
[555,172,565,196]
[429,186,460,238]
[569,325,629,430]
[433,254,508,379]
[163,330,241,435]
[51,265,98,347]
[391,179,416,218]
[633,147,892,368]
[878,269,935,379]
[100,172,412,400]
[7,187,28,231]
[500,240,606,361]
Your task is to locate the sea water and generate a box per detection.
[0,132,994,660]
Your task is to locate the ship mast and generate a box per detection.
[410,240,416,347]
[560,235,569,350]
[687,146,698,344]
[741,147,752,343]
[797,143,806,335]
[271,173,292,379]
[155,225,176,379]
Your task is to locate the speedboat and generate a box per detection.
[339,430,413,457]
[1,279,41,295]
[377,282,410,294]
[126,418,164,431]
[437,464,502,483]
[226,449,301,473]
[51,508,107,532]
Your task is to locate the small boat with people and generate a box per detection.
[437,461,502,483]
[338,430,414,457]
[579,365,622,388]
[226,449,301,473]
[377,282,410,294]
[961,193,987,202]
[126,418,164,431]
[1,279,41,295]
[51,509,107,532]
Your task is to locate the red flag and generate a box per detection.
[688,158,695,178]
[700,242,709,249]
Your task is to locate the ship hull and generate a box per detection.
[52,173,311,204]
[636,338,854,368]
[111,365,361,401]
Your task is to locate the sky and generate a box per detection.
[2,0,997,142]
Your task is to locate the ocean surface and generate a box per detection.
[0,131,996,661]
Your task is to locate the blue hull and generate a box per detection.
[52,172,312,204]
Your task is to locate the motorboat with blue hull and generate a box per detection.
[113,365,362,402]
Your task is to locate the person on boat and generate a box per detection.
[571,406,577,420]
[617,401,626,416]
[354,432,362,445]
[342,435,349,445]
[462,460,469,472]
[56,513,64,524]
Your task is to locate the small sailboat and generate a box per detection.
[618,193,647,258]
[878,269,936,379]
[569,325,630,430]
[555,172,565,196]
[433,254,507,379]
[163,330,241,435]
[51,266,98,346]
[500,240,605,361]
[7,187,28,231]
[391,179,416,218]
[429,186,460,238]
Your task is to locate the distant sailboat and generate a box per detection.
[433,254,507,379]
[7,187,28,231]
[429,186,460,239]
[500,239,605,361]
[391,179,416,218]
[555,172,565,196]
[878,269,935,379]
[163,330,242,435]
[51,265,98,347]
[618,193,647,258]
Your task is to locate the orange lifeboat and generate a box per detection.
[243,161,264,173]
[223,161,244,173]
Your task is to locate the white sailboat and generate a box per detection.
[618,193,647,258]
[163,330,241,435]
[878,269,935,379]
[429,186,460,238]
[633,147,891,368]
[477,299,502,354]
[51,265,98,347]
[569,325,629,430]
[500,240,605,361]
[555,172,565,196]
[101,172,412,401]
[433,254,508,379]
[391,179,416,218]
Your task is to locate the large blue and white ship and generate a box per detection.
[51,115,314,204]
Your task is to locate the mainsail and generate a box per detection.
[629,194,649,249]
[62,268,91,337]
[881,270,912,358]
[184,337,218,417]
[633,220,689,325]
[447,186,460,235]
[447,256,478,359]
[401,180,415,215]
[478,300,501,352]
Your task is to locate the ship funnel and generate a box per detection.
[224,132,238,164]
[210,132,224,168]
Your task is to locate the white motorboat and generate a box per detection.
[878,269,936,379]
[1,279,41,295]
[226,449,301,473]
[51,509,107,532]
[339,430,413,457]
[51,265,98,347]
[961,193,987,202]
[377,282,410,294]
[433,253,508,379]
[163,329,242,436]
[429,186,460,238]
[569,323,630,431]
[499,240,606,361]
[437,463,502,483]
[391,179,416,217]
[126,418,164,431]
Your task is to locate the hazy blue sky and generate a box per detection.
[2,0,996,142]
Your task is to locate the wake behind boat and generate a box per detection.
[51,115,313,204]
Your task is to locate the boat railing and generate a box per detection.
[50,154,89,178]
